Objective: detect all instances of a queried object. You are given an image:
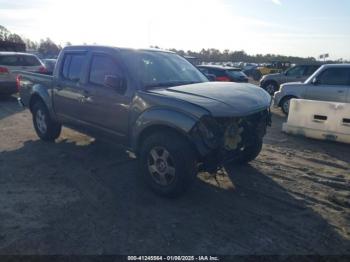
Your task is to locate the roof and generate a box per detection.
[63,45,175,54]
[197,64,241,70]
[321,63,350,68]
[0,51,37,56]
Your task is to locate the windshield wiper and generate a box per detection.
[144,81,201,89]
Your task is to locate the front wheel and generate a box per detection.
[263,81,278,95]
[280,96,295,115]
[139,131,197,198]
[32,101,61,141]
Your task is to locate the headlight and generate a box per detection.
[196,116,220,148]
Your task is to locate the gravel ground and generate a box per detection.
[0,95,349,255]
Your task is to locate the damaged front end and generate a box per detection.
[191,109,271,173]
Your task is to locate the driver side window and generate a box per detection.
[318,68,350,86]
[89,55,122,86]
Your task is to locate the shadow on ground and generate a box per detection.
[0,138,349,255]
[0,95,23,121]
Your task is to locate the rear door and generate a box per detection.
[304,67,350,103]
[77,52,131,141]
[53,52,88,122]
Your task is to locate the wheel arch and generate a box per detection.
[130,108,200,156]
[278,95,298,106]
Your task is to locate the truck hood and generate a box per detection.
[149,82,271,117]
[280,81,305,92]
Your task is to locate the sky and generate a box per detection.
[0,0,349,60]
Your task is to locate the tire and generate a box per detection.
[32,100,61,141]
[280,96,295,115]
[230,139,263,165]
[263,81,278,95]
[252,70,262,81]
[139,131,197,198]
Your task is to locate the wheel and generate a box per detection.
[229,139,263,165]
[280,96,295,115]
[263,81,278,95]
[32,100,61,141]
[139,131,197,198]
[252,70,262,81]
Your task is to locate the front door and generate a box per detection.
[304,67,350,103]
[78,53,131,143]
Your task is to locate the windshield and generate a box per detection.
[226,69,247,78]
[120,50,208,89]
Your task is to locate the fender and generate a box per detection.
[130,108,199,152]
[29,84,58,122]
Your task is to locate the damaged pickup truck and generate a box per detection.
[18,45,271,197]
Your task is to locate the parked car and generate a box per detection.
[197,65,249,83]
[274,64,350,114]
[0,52,46,95]
[18,45,271,197]
[42,59,57,75]
[260,64,321,95]
[253,61,292,81]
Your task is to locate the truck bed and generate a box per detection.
[17,71,53,107]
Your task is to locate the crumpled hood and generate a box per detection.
[149,82,271,117]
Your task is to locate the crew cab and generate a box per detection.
[18,45,271,197]
[274,64,350,114]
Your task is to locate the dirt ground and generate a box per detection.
[0,94,349,255]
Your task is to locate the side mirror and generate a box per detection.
[104,75,127,94]
[205,73,216,81]
[312,77,319,85]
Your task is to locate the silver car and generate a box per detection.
[0,52,46,95]
[274,64,350,114]
[260,64,320,95]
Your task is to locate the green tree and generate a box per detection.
[38,38,61,58]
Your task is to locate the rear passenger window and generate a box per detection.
[89,55,122,86]
[318,68,350,86]
[21,55,41,66]
[209,69,225,77]
[0,55,19,66]
[61,53,86,82]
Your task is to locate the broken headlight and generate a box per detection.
[196,116,221,149]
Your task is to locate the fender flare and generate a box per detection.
[130,108,199,153]
[29,85,58,121]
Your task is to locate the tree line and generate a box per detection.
[1,25,344,63]
[0,25,64,58]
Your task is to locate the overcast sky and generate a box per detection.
[0,0,349,60]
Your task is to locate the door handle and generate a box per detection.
[337,90,344,93]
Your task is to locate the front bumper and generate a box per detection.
[193,109,270,172]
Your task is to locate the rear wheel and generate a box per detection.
[139,131,197,198]
[263,81,278,95]
[32,100,61,141]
